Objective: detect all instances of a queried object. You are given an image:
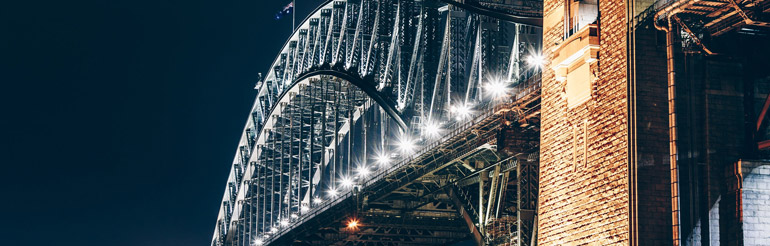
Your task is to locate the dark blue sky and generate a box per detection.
[2,1,319,245]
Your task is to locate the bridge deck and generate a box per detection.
[265,75,541,245]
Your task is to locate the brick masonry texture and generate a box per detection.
[537,0,630,245]
[740,161,770,245]
[633,23,674,246]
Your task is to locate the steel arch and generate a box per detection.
[212,1,544,245]
[294,68,407,130]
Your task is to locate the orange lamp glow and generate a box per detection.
[346,219,359,229]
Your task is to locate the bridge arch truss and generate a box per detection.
[212,1,543,245]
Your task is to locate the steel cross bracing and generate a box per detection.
[646,0,770,52]
[212,1,543,245]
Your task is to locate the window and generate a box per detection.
[564,0,598,39]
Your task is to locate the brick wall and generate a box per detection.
[684,198,721,245]
[633,23,674,245]
[537,0,629,245]
[741,161,770,245]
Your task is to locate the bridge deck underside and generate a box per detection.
[268,77,541,245]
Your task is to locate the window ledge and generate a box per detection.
[550,24,600,108]
[551,24,600,82]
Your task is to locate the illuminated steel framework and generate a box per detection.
[211,0,543,245]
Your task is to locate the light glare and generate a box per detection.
[376,153,390,166]
[485,79,509,99]
[452,103,472,120]
[397,136,416,154]
[347,219,359,229]
[327,188,339,198]
[340,176,354,189]
[526,53,545,68]
[356,166,370,178]
[422,121,442,138]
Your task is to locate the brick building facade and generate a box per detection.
[538,0,630,244]
[536,0,770,245]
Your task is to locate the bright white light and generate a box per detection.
[254,239,264,245]
[452,103,472,120]
[340,176,355,189]
[313,197,323,204]
[376,153,391,166]
[263,234,270,238]
[421,121,442,138]
[327,188,339,198]
[397,136,416,154]
[356,166,371,178]
[280,219,289,227]
[526,53,545,68]
[301,205,310,212]
[270,227,278,233]
[485,79,509,99]
[291,213,299,219]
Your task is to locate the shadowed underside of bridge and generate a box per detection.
[266,75,543,246]
[212,0,544,245]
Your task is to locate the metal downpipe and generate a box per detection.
[654,5,684,244]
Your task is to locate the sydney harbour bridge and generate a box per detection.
[213,0,545,245]
[210,0,770,244]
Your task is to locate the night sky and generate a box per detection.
[3,1,320,245]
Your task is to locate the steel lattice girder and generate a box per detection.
[212,1,544,245]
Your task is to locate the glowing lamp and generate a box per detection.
[397,136,416,154]
[526,53,545,68]
[340,176,354,189]
[356,166,370,178]
[376,153,390,166]
[347,219,359,229]
[422,121,442,138]
[327,188,338,198]
[485,79,509,99]
[452,103,472,120]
